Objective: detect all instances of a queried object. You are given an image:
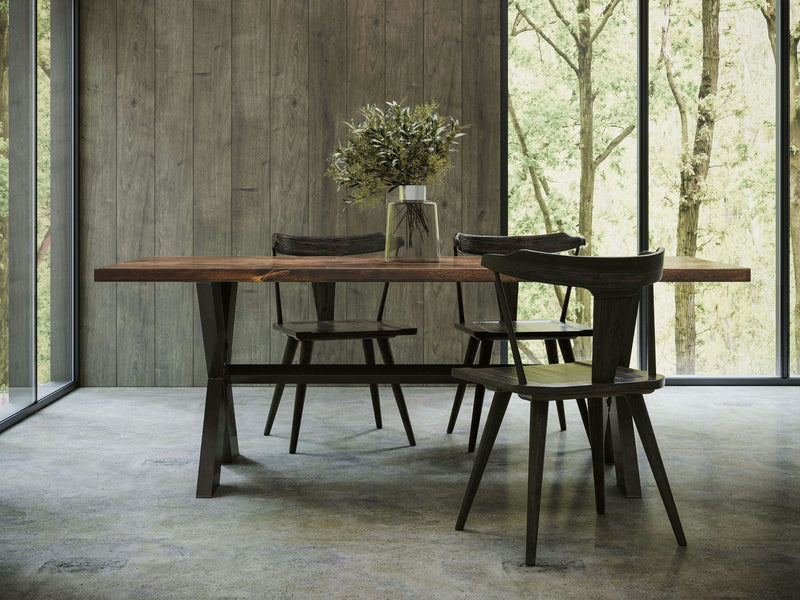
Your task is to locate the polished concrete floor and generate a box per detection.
[0,385,798,599]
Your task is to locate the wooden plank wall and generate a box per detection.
[79,0,502,386]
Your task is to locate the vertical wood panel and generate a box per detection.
[79,1,502,385]
[116,0,155,385]
[346,0,385,362]
[231,0,271,365]
[309,0,347,363]
[155,0,194,385]
[193,0,232,383]
[79,0,117,386]
[49,0,74,383]
[462,1,503,333]
[269,0,309,362]
[424,0,463,364]
[385,0,425,363]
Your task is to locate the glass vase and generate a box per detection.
[385,185,440,262]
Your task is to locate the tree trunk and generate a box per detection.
[575,0,595,355]
[789,32,800,373]
[674,0,720,374]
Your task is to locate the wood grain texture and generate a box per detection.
[79,0,117,386]
[116,0,155,385]
[385,0,425,364]
[155,0,194,385]
[49,0,74,383]
[95,255,750,284]
[193,0,232,383]
[79,2,503,385]
[424,0,463,364]
[345,0,386,362]
[95,256,497,283]
[269,0,309,363]
[309,0,347,364]
[231,0,271,366]
[462,0,503,359]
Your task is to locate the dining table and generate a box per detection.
[95,254,751,498]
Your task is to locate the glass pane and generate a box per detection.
[792,1,799,376]
[2,0,36,421]
[648,0,776,376]
[36,0,73,399]
[508,0,638,361]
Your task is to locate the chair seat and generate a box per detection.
[455,319,592,340]
[452,361,664,401]
[274,320,417,341]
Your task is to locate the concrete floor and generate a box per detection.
[0,385,797,599]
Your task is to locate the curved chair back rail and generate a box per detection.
[454,231,586,256]
[273,231,386,257]
[481,247,664,297]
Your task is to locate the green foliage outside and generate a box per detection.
[508,0,790,375]
[0,0,53,392]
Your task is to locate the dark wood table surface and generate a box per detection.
[95,255,751,498]
[95,254,751,283]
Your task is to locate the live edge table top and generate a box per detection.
[95,255,751,284]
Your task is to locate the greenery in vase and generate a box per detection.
[327,100,467,208]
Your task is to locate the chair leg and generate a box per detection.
[456,391,512,531]
[447,337,480,434]
[557,338,590,440]
[289,341,314,454]
[361,339,382,429]
[625,394,687,546]
[526,400,549,566]
[376,338,416,446]
[264,337,299,436]
[587,397,606,515]
[545,339,567,431]
[576,398,590,440]
[468,340,494,453]
[609,396,641,497]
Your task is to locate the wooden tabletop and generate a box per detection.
[95,255,751,284]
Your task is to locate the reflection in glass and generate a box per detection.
[2,0,36,421]
[1,0,73,423]
[37,0,74,398]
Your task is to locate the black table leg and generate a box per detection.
[195,282,239,498]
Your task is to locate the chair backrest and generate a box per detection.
[273,232,385,256]
[453,232,586,323]
[482,248,665,385]
[271,232,391,322]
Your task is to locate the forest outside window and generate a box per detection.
[0,0,76,430]
[507,0,795,378]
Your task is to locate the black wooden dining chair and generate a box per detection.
[263,232,417,453]
[452,247,686,566]
[448,232,593,452]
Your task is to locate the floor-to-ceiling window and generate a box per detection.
[507,0,797,381]
[0,0,76,430]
